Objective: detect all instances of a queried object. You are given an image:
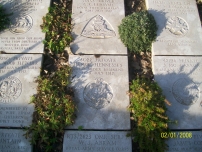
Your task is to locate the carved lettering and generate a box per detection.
[76,0,118,12]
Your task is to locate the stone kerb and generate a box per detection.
[70,0,127,55]
[146,0,202,55]
[67,55,130,130]
[0,54,42,127]
[0,0,51,53]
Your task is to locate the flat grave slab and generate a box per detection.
[70,0,127,55]
[0,54,42,127]
[153,56,202,129]
[67,55,130,130]
[165,131,202,152]
[0,129,32,152]
[146,0,202,55]
[0,0,51,53]
[63,131,132,152]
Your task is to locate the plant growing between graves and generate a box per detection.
[118,11,157,53]
[26,65,76,152]
[41,1,72,54]
[25,1,76,152]
[128,78,170,152]
[0,4,11,31]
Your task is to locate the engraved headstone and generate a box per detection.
[63,131,132,152]
[146,0,202,55]
[152,56,202,129]
[0,0,51,53]
[0,54,42,127]
[165,131,202,152]
[0,129,32,152]
[68,55,130,129]
[71,0,127,54]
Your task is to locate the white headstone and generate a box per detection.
[0,54,42,127]
[63,131,132,152]
[153,56,202,129]
[165,131,202,152]
[0,0,51,53]
[67,55,130,130]
[70,0,127,55]
[0,129,32,152]
[146,0,202,55]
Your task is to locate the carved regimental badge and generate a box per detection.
[83,78,113,109]
[0,76,22,103]
[172,78,199,105]
[9,15,33,34]
[81,15,116,39]
[165,16,189,37]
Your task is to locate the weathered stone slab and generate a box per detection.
[0,129,32,152]
[70,0,127,55]
[0,0,51,53]
[146,0,202,55]
[0,54,42,127]
[153,56,202,129]
[63,131,132,152]
[67,55,130,129]
[165,131,202,152]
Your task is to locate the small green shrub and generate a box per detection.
[118,11,157,53]
[41,2,72,54]
[129,78,169,152]
[0,4,11,31]
[26,65,76,152]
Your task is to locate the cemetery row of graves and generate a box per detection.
[0,0,202,152]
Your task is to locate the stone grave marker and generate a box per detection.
[0,54,42,127]
[152,56,202,129]
[0,0,51,53]
[146,0,202,55]
[70,0,127,55]
[67,55,130,130]
[0,129,32,152]
[165,131,202,152]
[63,131,132,152]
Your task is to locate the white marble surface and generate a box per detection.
[153,56,202,129]
[146,0,202,55]
[0,0,51,53]
[70,0,127,54]
[0,54,42,127]
[67,55,130,130]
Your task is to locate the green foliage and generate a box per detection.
[26,65,76,152]
[0,4,11,31]
[41,3,72,54]
[118,11,157,53]
[129,78,169,152]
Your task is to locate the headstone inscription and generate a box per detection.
[0,129,32,152]
[67,55,130,130]
[63,131,132,152]
[152,56,202,129]
[146,0,202,55]
[70,0,127,55]
[165,131,202,152]
[0,0,51,53]
[0,54,42,127]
